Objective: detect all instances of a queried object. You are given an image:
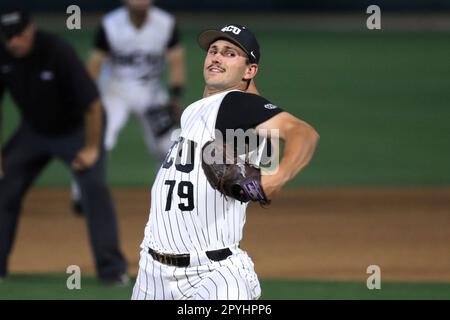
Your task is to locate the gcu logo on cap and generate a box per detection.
[221,25,242,35]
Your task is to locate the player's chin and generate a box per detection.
[205,76,225,89]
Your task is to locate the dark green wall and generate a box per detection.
[9,0,450,12]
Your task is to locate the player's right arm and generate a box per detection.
[217,92,319,200]
[256,112,319,199]
[87,24,110,81]
[87,49,108,81]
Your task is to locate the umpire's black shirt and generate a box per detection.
[0,30,99,135]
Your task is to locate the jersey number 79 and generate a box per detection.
[161,138,198,212]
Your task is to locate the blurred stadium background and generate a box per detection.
[1,0,449,299]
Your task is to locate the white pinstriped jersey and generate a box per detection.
[100,6,175,82]
[97,6,177,108]
[141,90,266,254]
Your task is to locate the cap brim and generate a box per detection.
[198,29,250,57]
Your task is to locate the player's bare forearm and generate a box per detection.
[167,45,186,88]
[257,112,319,198]
[279,123,319,178]
[72,99,102,171]
[87,49,107,81]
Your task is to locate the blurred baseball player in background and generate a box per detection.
[0,6,128,285]
[72,0,186,214]
[131,24,319,300]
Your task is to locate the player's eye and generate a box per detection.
[208,48,217,55]
[224,50,236,57]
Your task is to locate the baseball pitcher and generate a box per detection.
[132,24,319,300]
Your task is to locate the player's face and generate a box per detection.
[204,40,257,92]
[125,0,153,12]
[3,24,35,58]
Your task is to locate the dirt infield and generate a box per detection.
[8,187,450,282]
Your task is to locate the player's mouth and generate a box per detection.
[207,65,225,73]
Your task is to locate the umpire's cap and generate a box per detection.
[0,7,31,41]
[198,24,260,64]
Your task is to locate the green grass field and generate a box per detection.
[1,274,450,300]
[2,28,450,187]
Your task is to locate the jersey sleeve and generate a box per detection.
[167,23,180,49]
[215,91,284,135]
[93,24,110,53]
[56,42,99,113]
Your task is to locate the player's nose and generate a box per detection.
[210,52,223,64]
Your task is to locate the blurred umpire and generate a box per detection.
[0,7,128,284]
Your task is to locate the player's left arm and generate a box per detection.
[87,49,108,81]
[256,111,319,198]
[87,24,111,81]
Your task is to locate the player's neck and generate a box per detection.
[203,83,246,98]
[128,10,149,29]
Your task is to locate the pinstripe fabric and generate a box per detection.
[101,6,175,102]
[132,247,261,300]
[133,90,265,300]
[141,90,260,254]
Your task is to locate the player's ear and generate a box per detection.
[243,63,258,81]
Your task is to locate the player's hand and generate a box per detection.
[71,146,99,171]
[261,173,286,199]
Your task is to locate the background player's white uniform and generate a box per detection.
[132,90,283,300]
[71,6,182,215]
[96,6,179,158]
